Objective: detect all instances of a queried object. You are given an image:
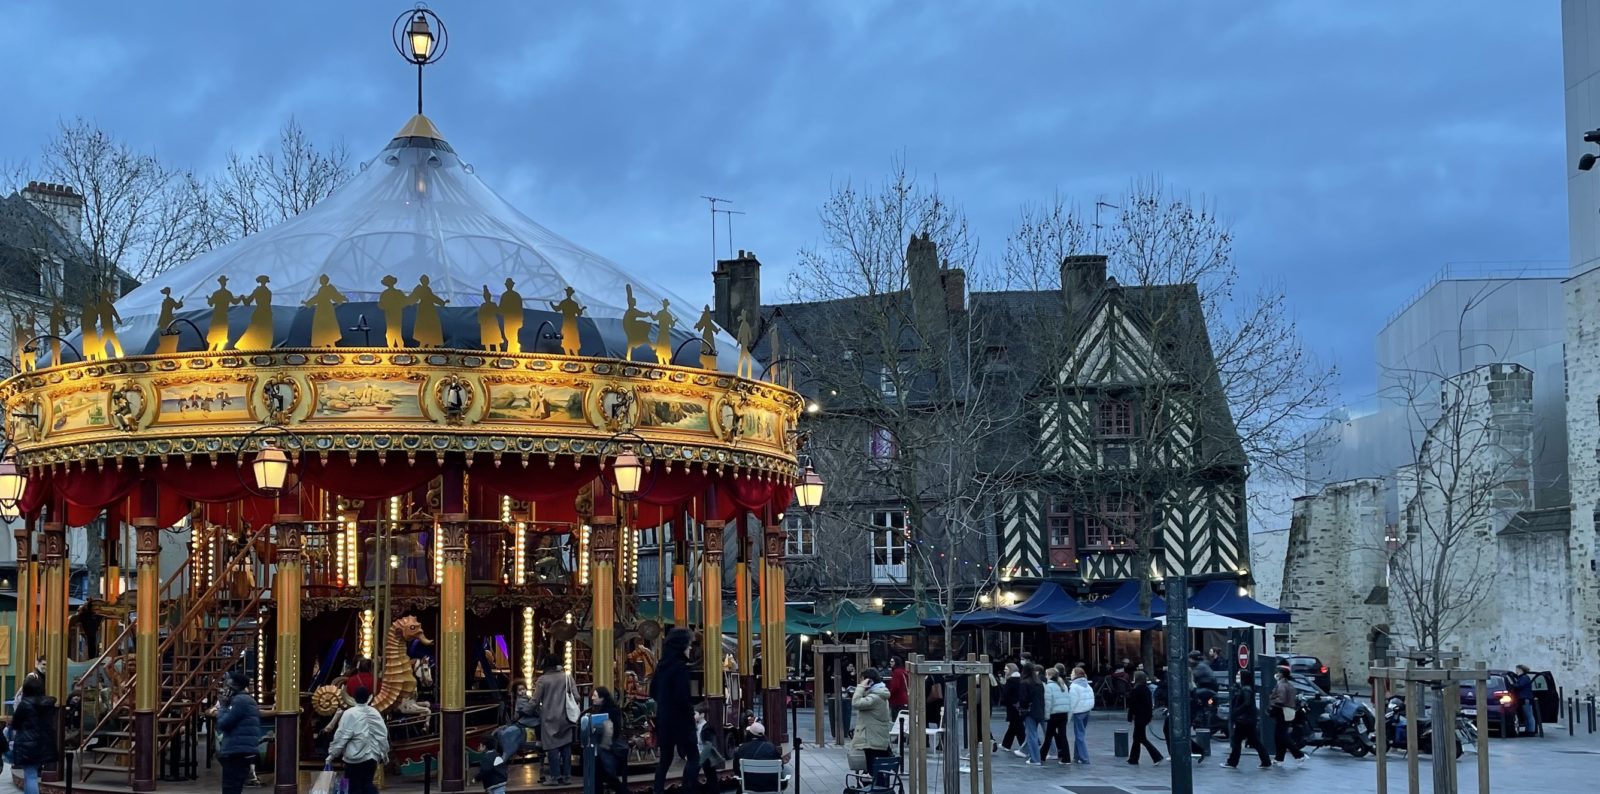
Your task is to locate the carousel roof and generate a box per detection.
[110,115,737,368]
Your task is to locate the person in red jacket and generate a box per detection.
[888,657,910,715]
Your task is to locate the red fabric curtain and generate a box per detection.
[470,456,599,526]
[301,453,442,501]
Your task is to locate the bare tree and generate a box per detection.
[779,161,1020,654]
[1002,179,1336,669]
[199,118,350,245]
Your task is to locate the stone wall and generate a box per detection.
[1279,479,1388,682]
[1561,272,1600,690]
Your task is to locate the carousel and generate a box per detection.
[0,9,823,792]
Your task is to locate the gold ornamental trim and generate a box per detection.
[0,347,802,477]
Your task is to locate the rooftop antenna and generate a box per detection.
[714,208,747,259]
[700,196,730,267]
[1093,199,1119,253]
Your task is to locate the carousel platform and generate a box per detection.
[23,758,732,793]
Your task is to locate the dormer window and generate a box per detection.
[1096,399,1133,438]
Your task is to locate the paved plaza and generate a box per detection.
[3,709,1595,794]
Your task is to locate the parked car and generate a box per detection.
[1274,653,1331,692]
[1460,669,1558,737]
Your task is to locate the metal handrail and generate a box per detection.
[73,556,195,692]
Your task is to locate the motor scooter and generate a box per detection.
[1384,695,1475,758]
[1286,691,1375,757]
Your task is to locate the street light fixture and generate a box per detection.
[795,464,826,513]
[250,441,291,495]
[611,451,644,500]
[0,446,28,521]
[393,5,449,115]
[407,12,435,61]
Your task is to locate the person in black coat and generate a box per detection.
[10,672,57,794]
[651,628,699,794]
[1221,684,1271,769]
[1125,671,1163,765]
[999,664,1026,755]
[1019,664,1047,764]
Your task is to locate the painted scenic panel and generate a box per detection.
[313,378,423,420]
[638,392,710,432]
[49,391,109,434]
[487,383,587,424]
[738,407,782,444]
[153,380,252,425]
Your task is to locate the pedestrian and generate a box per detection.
[694,702,723,794]
[1042,667,1073,765]
[926,676,944,734]
[732,722,789,792]
[1221,683,1270,770]
[1512,665,1538,736]
[474,740,509,794]
[1067,666,1095,764]
[851,668,894,771]
[9,672,56,794]
[535,654,581,785]
[495,682,540,761]
[999,664,1026,756]
[588,687,631,794]
[1019,664,1046,765]
[215,670,262,794]
[327,686,390,794]
[652,628,700,794]
[1123,671,1163,766]
[888,657,910,717]
[1270,667,1307,766]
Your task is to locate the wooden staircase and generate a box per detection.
[75,523,272,785]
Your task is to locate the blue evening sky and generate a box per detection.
[4,1,1568,417]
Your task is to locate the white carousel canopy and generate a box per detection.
[109,115,739,366]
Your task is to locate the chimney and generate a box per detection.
[712,249,763,333]
[942,268,966,313]
[20,181,84,240]
[1060,254,1108,318]
[907,232,949,333]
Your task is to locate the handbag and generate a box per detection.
[565,687,582,724]
[1280,706,1296,722]
[309,764,339,794]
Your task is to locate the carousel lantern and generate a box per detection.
[406,12,434,61]
[612,452,644,498]
[795,465,826,513]
[0,500,18,522]
[0,456,28,508]
[250,442,290,493]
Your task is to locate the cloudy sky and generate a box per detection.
[4,1,1568,409]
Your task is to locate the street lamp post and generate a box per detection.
[393,5,449,115]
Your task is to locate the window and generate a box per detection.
[880,364,899,398]
[784,512,815,557]
[1096,400,1133,438]
[1084,491,1139,549]
[635,525,660,551]
[871,510,908,583]
[1047,496,1076,570]
[869,426,897,464]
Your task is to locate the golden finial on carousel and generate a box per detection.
[304,275,347,348]
[409,275,448,347]
[694,304,718,370]
[621,284,652,362]
[549,286,585,356]
[377,275,409,348]
[206,276,236,352]
[234,275,274,351]
[651,298,675,364]
[96,286,123,358]
[478,285,504,352]
[499,278,524,354]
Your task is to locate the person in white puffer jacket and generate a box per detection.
[1066,667,1096,764]
[1040,667,1074,764]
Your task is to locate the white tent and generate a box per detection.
[1158,608,1256,630]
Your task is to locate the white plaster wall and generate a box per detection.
[1560,272,1600,691]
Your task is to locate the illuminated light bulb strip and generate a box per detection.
[433,525,444,584]
[256,610,267,697]
[521,607,535,683]
[514,522,527,585]
[578,524,591,586]
[627,527,639,586]
[345,516,360,586]
[360,607,375,660]
[563,610,574,672]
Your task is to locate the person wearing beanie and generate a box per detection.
[215,669,262,794]
[652,628,700,793]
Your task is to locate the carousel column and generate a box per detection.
[12,523,31,695]
[760,520,788,743]
[272,515,304,794]
[735,516,755,715]
[40,513,67,782]
[701,521,726,734]
[590,517,619,690]
[439,512,469,793]
[132,484,160,793]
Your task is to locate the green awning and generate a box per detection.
[807,600,936,634]
[634,599,822,636]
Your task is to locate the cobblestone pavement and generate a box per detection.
[3,710,1595,792]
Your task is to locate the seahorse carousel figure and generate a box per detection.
[312,616,435,733]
